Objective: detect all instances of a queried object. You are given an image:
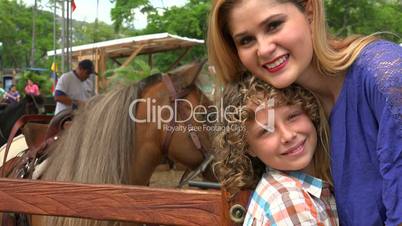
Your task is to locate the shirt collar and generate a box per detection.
[266,167,326,199]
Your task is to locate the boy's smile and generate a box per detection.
[246,104,317,174]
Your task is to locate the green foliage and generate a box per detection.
[104,59,159,90]
[136,1,210,71]
[110,0,149,31]
[72,20,128,45]
[325,0,402,42]
[0,0,56,68]
[0,0,134,71]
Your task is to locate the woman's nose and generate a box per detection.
[257,37,276,58]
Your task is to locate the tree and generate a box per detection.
[110,0,149,31]
[0,0,55,68]
[325,0,402,42]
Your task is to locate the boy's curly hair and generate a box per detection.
[213,75,331,197]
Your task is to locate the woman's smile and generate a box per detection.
[262,54,290,73]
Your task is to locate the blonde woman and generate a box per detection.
[208,0,402,225]
[214,76,337,225]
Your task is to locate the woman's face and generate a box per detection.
[228,0,314,88]
[246,104,317,172]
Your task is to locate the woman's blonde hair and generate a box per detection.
[213,75,331,197]
[207,0,378,84]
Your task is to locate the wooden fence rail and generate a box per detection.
[0,178,250,226]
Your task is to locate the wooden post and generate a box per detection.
[121,44,145,68]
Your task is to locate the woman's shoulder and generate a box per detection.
[354,39,402,70]
[349,39,401,120]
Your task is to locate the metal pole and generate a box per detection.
[53,0,56,64]
[69,0,73,70]
[30,0,37,67]
[61,0,65,73]
[66,0,70,70]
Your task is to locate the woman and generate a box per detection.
[207,0,401,225]
[24,79,40,96]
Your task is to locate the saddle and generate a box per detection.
[0,109,74,226]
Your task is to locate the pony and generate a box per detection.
[0,95,45,146]
[22,61,214,226]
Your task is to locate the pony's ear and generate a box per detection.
[169,60,207,87]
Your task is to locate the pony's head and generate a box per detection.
[24,95,45,114]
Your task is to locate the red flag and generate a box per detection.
[71,0,76,12]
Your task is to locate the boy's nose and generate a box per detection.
[279,125,297,144]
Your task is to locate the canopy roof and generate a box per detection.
[47,33,204,59]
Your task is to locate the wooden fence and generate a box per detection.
[0,178,251,226]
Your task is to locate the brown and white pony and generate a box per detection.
[9,61,214,226]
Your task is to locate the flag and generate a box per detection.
[71,0,76,12]
[50,62,58,95]
[51,62,58,72]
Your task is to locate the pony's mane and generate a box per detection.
[42,84,138,226]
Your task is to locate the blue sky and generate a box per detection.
[22,0,187,28]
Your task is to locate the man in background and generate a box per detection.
[54,59,96,115]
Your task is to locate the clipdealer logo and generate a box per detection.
[128,98,275,132]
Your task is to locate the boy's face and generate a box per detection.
[246,103,317,173]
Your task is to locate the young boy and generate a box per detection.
[213,76,338,225]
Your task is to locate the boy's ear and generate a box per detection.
[247,148,257,158]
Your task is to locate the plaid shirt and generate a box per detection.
[243,169,338,226]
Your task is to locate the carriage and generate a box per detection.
[0,34,250,226]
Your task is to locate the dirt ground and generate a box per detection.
[149,169,183,187]
[149,164,186,188]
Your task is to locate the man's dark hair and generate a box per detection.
[78,59,94,74]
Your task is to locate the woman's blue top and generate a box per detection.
[330,40,401,226]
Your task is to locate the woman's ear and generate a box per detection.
[304,0,314,24]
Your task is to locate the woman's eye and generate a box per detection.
[238,36,254,46]
[266,20,283,32]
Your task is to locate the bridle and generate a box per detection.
[25,95,45,115]
[160,72,214,188]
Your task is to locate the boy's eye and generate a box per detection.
[266,20,283,32]
[288,111,303,121]
[258,127,274,137]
